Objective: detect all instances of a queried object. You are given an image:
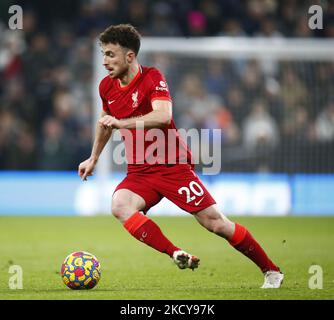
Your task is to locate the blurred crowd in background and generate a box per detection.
[0,0,333,172]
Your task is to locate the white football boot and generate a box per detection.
[172,250,200,271]
[261,271,284,288]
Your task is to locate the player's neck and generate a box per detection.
[118,63,140,87]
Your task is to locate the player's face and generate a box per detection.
[101,43,131,79]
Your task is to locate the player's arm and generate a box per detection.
[99,99,172,129]
[91,110,114,161]
[78,110,113,181]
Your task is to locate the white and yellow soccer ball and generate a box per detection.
[61,251,101,290]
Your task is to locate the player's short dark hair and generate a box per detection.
[99,24,141,56]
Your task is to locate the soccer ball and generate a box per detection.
[60,251,101,290]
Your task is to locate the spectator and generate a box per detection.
[149,1,182,37]
[204,60,231,98]
[0,30,25,82]
[219,19,246,37]
[125,0,150,35]
[174,73,223,129]
[187,11,207,37]
[256,16,283,38]
[315,100,334,142]
[294,16,314,38]
[280,68,308,117]
[243,100,280,150]
[38,118,73,170]
[199,0,222,35]
[5,127,38,170]
[225,86,248,127]
[242,100,280,171]
[240,60,264,104]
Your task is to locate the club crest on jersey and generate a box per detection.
[132,90,139,108]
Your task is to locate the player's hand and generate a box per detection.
[99,115,120,129]
[78,158,96,181]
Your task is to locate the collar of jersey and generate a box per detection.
[117,65,142,91]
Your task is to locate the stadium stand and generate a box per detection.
[0,0,333,172]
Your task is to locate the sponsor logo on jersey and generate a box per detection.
[155,86,169,92]
[155,80,169,92]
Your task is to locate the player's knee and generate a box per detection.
[111,201,132,222]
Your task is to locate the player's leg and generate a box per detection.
[194,205,284,288]
[156,164,283,282]
[194,204,280,272]
[112,188,146,223]
[112,186,180,258]
[193,204,235,239]
[151,165,215,270]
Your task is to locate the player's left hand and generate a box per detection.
[99,115,120,129]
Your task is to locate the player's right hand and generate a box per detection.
[78,158,96,181]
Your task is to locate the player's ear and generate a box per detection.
[126,50,136,64]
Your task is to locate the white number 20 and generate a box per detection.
[178,181,204,203]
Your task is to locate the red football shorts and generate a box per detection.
[114,164,216,214]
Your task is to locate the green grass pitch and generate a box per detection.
[0,216,333,300]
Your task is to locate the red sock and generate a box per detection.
[123,211,180,257]
[229,223,280,273]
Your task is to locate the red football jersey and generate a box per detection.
[99,66,193,173]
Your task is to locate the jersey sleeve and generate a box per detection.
[148,68,172,103]
[99,79,110,114]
